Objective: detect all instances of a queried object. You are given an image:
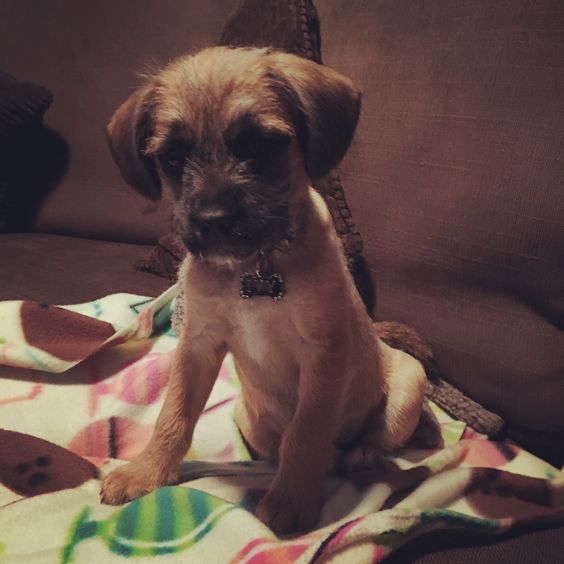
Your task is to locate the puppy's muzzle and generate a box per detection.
[180,202,263,258]
[191,206,247,242]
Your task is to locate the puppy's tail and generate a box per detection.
[374,321,506,439]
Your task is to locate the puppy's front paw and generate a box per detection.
[100,462,171,505]
[256,486,320,535]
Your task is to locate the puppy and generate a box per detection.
[100,46,427,533]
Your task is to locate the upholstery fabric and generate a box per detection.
[386,523,564,564]
[0,0,237,243]
[0,234,170,303]
[317,0,564,458]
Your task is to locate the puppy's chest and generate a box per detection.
[228,299,297,367]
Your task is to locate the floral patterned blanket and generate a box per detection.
[0,286,563,563]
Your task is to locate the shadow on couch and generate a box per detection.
[1,124,69,232]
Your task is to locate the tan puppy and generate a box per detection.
[100,46,427,533]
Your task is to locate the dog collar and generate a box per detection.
[240,251,284,301]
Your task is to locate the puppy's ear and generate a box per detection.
[268,53,361,179]
[107,84,162,200]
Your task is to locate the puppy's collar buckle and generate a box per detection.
[240,251,284,301]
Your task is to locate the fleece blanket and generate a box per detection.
[0,287,563,564]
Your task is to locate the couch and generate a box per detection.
[1,0,562,561]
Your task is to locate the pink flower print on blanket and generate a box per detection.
[113,304,159,343]
[232,537,312,563]
[88,350,174,417]
[68,417,154,462]
[134,306,157,339]
[461,439,518,468]
[0,383,42,406]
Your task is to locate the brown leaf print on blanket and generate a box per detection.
[0,430,98,496]
[21,302,114,361]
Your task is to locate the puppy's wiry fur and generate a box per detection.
[100,47,427,533]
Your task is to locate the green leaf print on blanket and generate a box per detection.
[61,487,235,563]
[421,508,501,533]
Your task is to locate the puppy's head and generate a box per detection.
[108,47,361,261]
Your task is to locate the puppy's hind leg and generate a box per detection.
[343,342,427,474]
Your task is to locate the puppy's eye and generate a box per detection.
[158,145,189,176]
[162,149,183,168]
[230,130,290,163]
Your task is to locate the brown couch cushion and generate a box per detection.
[317,0,564,458]
[0,0,237,244]
[0,233,170,304]
[386,523,564,564]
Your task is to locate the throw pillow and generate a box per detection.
[0,71,53,231]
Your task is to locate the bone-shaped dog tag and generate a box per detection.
[240,272,284,301]
[240,251,284,301]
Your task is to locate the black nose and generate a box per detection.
[201,217,232,238]
[191,207,235,238]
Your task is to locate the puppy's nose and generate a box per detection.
[191,206,234,237]
[197,207,229,222]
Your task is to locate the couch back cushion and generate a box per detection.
[0,0,236,243]
[318,0,564,443]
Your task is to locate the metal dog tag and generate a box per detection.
[240,272,284,301]
[240,251,284,301]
